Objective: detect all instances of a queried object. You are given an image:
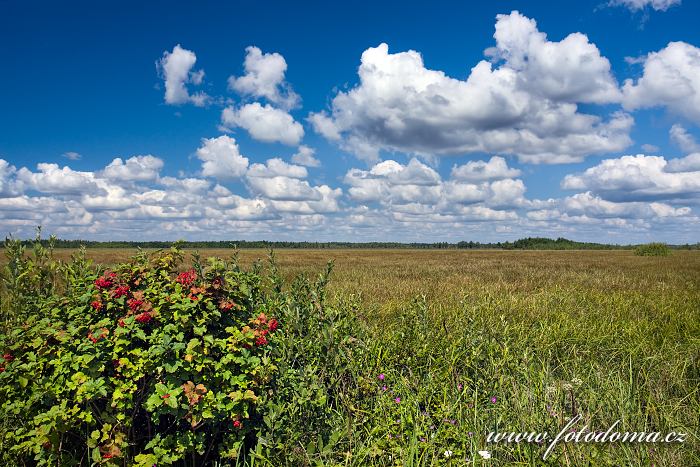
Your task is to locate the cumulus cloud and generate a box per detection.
[157,44,209,106]
[291,145,321,167]
[669,124,700,153]
[561,191,690,218]
[245,157,338,205]
[247,176,321,202]
[622,42,700,124]
[310,11,631,163]
[1,150,697,242]
[102,155,164,182]
[247,158,307,179]
[526,191,695,238]
[0,160,22,197]
[195,136,249,179]
[221,103,304,146]
[665,153,700,172]
[228,46,300,110]
[486,12,620,104]
[451,156,521,182]
[266,186,343,215]
[344,157,529,222]
[608,0,681,11]
[561,154,700,202]
[16,163,101,195]
[0,149,348,240]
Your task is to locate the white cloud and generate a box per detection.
[62,151,81,161]
[451,156,521,182]
[247,158,307,179]
[344,158,528,219]
[669,124,700,153]
[228,46,300,110]
[608,0,681,11]
[310,12,631,163]
[561,154,700,202]
[641,143,660,153]
[16,163,101,195]
[561,191,690,218]
[487,11,620,104]
[622,42,700,124]
[291,145,321,167]
[196,136,249,179]
[0,160,22,197]
[102,155,164,182]
[248,177,321,201]
[666,153,700,172]
[246,157,334,203]
[0,152,350,241]
[221,103,304,146]
[307,113,341,141]
[157,44,209,106]
[488,178,527,208]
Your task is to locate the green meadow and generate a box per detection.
[1,244,698,465]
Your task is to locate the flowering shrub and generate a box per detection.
[0,245,284,465]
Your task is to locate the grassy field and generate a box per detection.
[2,248,699,465]
[38,248,700,308]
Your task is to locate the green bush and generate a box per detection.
[0,235,367,466]
[634,242,671,256]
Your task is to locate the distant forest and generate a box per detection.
[10,236,700,250]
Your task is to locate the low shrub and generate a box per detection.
[0,238,364,466]
[634,242,671,256]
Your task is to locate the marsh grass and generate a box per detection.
[1,248,698,465]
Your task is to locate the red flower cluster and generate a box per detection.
[90,300,102,311]
[248,313,279,347]
[176,269,197,287]
[255,336,268,346]
[0,353,13,372]
[112,284,130,298]
[127,298,144,311]
[233,420,242,429]
[94,272,117,290]
[134,312,152,324]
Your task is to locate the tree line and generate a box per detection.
[9,236,699,250]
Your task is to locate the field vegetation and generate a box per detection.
[634,242,672,256]
[1,237,698,465]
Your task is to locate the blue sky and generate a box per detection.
[1,0,699,243]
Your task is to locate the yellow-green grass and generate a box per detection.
[2,248,698,464]
[21,248,699,308]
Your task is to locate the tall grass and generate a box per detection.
[1,246,698,465]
